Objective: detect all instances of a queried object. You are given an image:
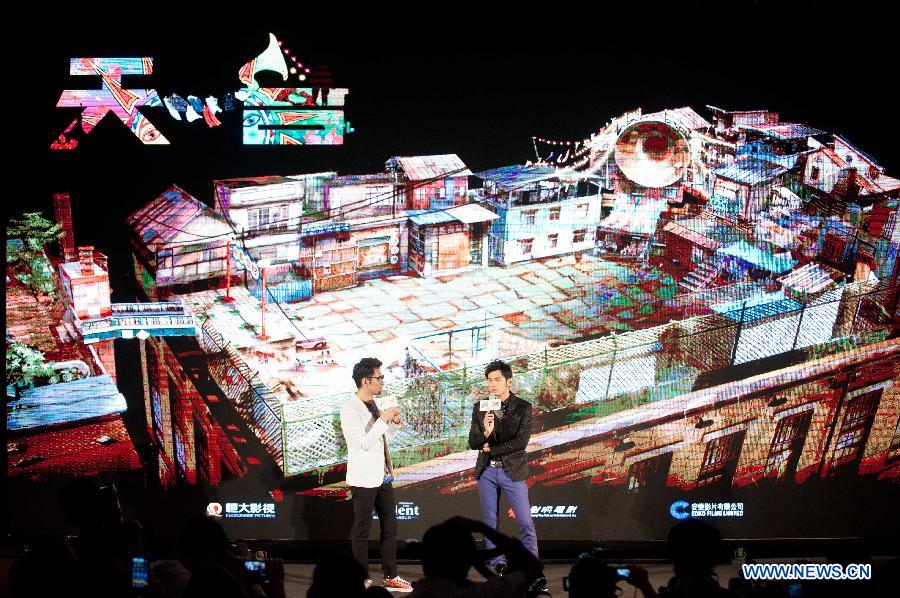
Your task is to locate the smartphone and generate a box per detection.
[244,559,267,578]
[131,556,149,589]
[562,576,570,591]
[616,567,631,580]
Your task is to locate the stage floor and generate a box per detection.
[283,560,726,595]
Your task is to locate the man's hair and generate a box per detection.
[421,520,476,582]
[484,360,513,380]
[568,555,617,598]
[668,518,722,574]
[352,357,383,388]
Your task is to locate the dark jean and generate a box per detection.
[350,482,398,579]
[477,465,539,565]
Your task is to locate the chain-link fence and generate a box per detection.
[197,318,284,468]
[277,280,896,476]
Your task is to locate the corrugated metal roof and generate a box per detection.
[743,123,825,140]
[713,291,803,322]
[663,221,721,251]
[778,262,841,295]
[446,203,499,224]
[127,185,228,250]
[214,172,335,190]
[8,374,126,431]
[407,203,499,226]
[476,164,558,190]
[392,154,472,181]
[718,241,796,273]
[327,173,394,187]
[666,217,747,247]
[597,195,665,235]
[713,158,789,186]
[408,209,456,226]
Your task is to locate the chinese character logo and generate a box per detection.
[52,33,351,150]
[207,502,223,517]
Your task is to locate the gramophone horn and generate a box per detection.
[614,119,690,188]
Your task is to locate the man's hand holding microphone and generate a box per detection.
[380,406,402,427]
[482,411,494,452]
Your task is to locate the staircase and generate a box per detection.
[679,259,720,292]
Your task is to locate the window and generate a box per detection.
[547,233,559,249]
[810,165,820,181]
[829,391,880,471]
[577,203,589,218]
[764,411,812,479]
[697,431,746,487]
[248,207,268,230]
[573,229,587,243]
[549,207,561,221]
[248,206,288,232]
[519,238,534,255]
[523,210,537,226]
[627,453,673,492]
[365,187,381,205]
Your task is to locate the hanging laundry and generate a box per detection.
[163,96,182,120]
[206,96,222,115]
[186,95,205,114]
[203,106,222,127]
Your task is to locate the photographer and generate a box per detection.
[408,516,545,598]
[564,554,618,598]
[618,519,735,598]
[152,514,286,598]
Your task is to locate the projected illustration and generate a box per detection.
[51,33,350,149]
[10,104,900,540]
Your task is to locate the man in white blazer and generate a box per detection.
[340,357,413,592]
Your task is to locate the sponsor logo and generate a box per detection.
[222,502,276,519]
[670,500,744,519]
[529,505,578,519]
[372,501,421,521]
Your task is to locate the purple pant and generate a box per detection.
[477,465,538,565]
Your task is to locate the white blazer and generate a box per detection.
[340,395,400,488]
